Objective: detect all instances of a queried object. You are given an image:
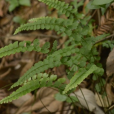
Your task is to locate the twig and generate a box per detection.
[94,33,114,45]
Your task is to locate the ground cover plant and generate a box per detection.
[0,0,114,113]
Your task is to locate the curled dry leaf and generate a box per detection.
[95,92,112,107]
[71,88,105,114]
[0,89,7,100]
[15,87,63,114]
[106,48,114,77]
[106,83,114,102]
[0,0,7,17]
[12,93,32,107]
[95,4,114,35]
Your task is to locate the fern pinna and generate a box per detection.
[0,0,107,104]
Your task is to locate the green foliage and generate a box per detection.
[6,0,31,12]
[63,64,103,94]
[55,92,67,101]
[19,0,31,6]
[93,0,113,5]
[87,0,113,15]
[10,45,77,89]
[0,39,43,58]
[14,17,73,37]
[0,73,66,104]
[13,16,25,24]
[39,0,73,17]
[0,0,113,105]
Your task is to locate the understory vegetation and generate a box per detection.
[0,0,114,114]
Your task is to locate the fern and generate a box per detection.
[0,0,113,105]
[63,64,104,94]
[14,17,73,37]
[10,45,77,89]
[0,73,66,104]
[38,0,73,17]
[0,39,49,58]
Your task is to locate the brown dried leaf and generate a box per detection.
[0,0,6,17]
[71,88,105,114]
[106,83,114,102]
[12,93,32,107]
[0,89,7,100]
[95,4,114,35]
[95,93,112,107]
[0,15,13,26]
[106,48,114,77]
[15,87,63,114]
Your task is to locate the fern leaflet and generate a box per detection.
[63,64,103,94]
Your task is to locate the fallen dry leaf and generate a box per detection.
[95,92,112,107]
[0,89,7,100]
[71,88,105,114]
[106,83,114,102]
[106,48,114,77]
[15,87,63,114]
[12,93,32,107]
[0,0,6,17]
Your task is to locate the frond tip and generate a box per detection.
[39,0,73,17]
[0,39,41,58]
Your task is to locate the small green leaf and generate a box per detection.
[92,74,98,80]
[13,16,25,24]
[8,0,19,12]
[66,96,78,103]
[101,79,106,85]
[55,93,67,101]
[19,0,31,6]
[93,0,113,5]
[86,1,101,9]
[95,83,101,92]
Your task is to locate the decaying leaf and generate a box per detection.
[106,48,114,77]
[14,87,63,114]
[95,92,112,107]
[12,93,32,107]
[71,88,105,114]
[106,83,114,102]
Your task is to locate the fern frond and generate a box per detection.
[38,0,73,17]
[0,73,66,104]
[0,39,51,58]
[14,17,73,36]
[0,39,40,58]
[63,64,103,94]
[10,45,78,89]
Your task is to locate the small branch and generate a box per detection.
[94,33,114,45]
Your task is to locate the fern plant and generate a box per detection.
[0,0,112,105]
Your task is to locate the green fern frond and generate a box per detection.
[10,45,78,89]
[14,17,73,36]
[38,0,73,17]
[0,39,51,58]
[0,39,41,58]
[0,73,66,104]
[63,64,103,94]
[10,58,61,89]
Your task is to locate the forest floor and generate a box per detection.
[0,0,114,114]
